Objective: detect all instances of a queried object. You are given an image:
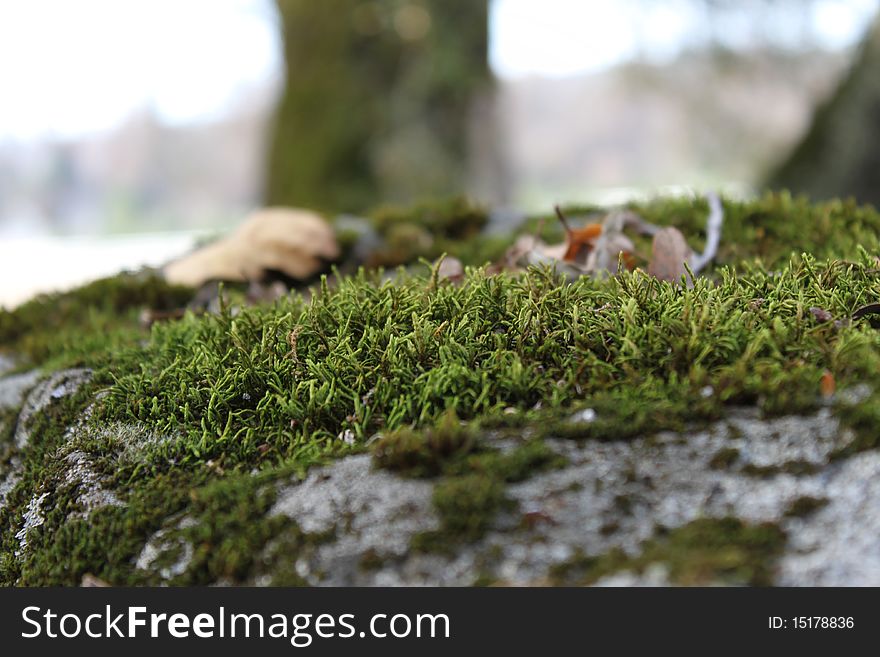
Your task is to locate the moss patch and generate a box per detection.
[92,251,880,482]
[371,412,567,552]
[411,475,511,553]
[784,496,829,517]
[550,517,786,586]
[0,272,191,369]
[367,196,493,267]
[709,447,741,469]
[371,410,476,477]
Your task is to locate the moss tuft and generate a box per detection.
[551,517,786,586]
[784,496,829,517]
[709,447,741,470]
[371,410,475,477]
[412,474,510,552]
[0,271,191,368]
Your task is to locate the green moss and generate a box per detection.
[0,404,19,450]
[371,410,475,477]
[371,413,567,553]
[741,460,821,477]
[372,409,566,483]
[358,548,385,572]
[367,196,491,267]
[551,517,786,586]
[464,440,566,483]
[709,447,741,470]
[407,436,566,553]
[6,193,880,584]
[784,496,829,517]
[4,457,325,586]
[412,474,510,552]
[88,250,880,482]
[371,196,488,239]
[0,271,191,368]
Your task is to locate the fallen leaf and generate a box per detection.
[555,206,603,262]
[836,302,880,329]
[809,306,833,323]
[164,207,339,287]
[647,227,692,283]
[820,370,836,399]
[494,206,684,280]
[435,255,465,284]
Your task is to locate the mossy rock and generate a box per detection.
[3,192,880,585]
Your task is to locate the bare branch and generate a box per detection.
[689,191,724,274]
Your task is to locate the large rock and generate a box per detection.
[3,358,878,586]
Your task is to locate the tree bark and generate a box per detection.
[265,0,492,213]
[767,17,880,205]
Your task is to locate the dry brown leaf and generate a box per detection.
[647,227,692,283]
[164,207,339,287]
[435,255,465,283]
[809,306,833,323]
[820,370,836,399]
[581,213,635,275]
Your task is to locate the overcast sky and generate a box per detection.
[0,0,877,140]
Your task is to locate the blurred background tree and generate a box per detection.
[767,14,880,204]
[265,0,495,213]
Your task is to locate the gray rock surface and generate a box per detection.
[1,367,113,542]
[269,454,437,585]
[0,354,17,378]
[248,407,875,586]
[136,516,198,580]
[0,370,40,413]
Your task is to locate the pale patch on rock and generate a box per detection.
[62,449,124,515]
[777,452,880,585]
[269,454,436,585]
[0,369,40,413]
[594,563,672,587]
[15,491,50,555]
[2,368,93,512]
[14,368,92,449]
[0,354,16,377]
[135,516,198,581]
[272,408,876,586]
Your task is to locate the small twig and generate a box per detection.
[287,325,303,362]
[689,191,724,274]
[617,210,660,236]
[554,205,574,237]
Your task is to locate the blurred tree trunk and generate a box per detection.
[767,16,880,205]
[265,0,493,213]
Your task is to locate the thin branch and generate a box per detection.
[689,191,724,274]
[554,204,574,237]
